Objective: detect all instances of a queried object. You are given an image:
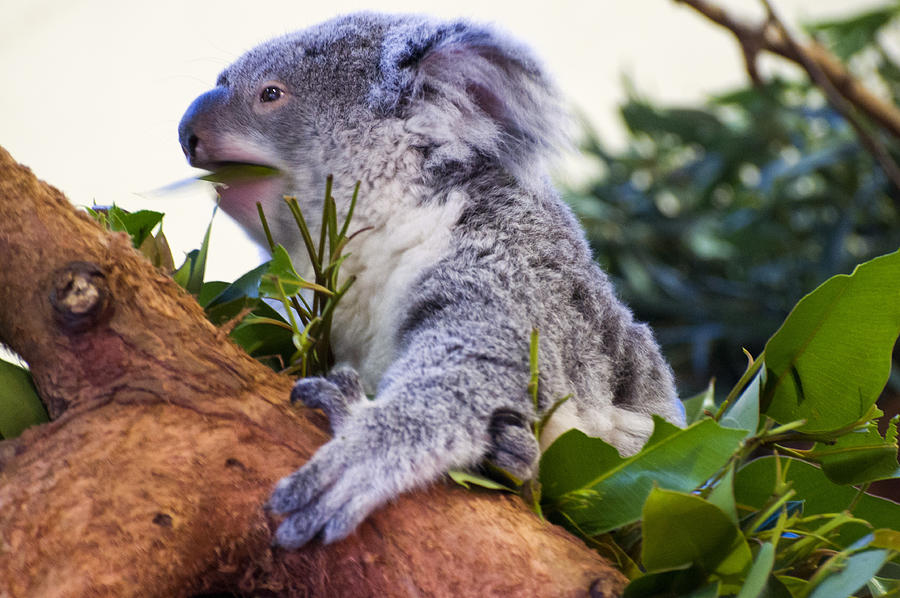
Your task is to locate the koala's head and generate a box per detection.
[178,13,567,245]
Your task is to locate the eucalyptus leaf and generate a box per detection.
[260,245,332,297]
[774,576,807,598]
[808,549,890,598]
[196,281,231,308]
[720,370,761,437]
[867,576,900,598]
[871,528,900,552]
[623,566,707,598]
[138,227,175,270]
[706,465,738,525]
[0,360,48,439]
[806,4,900,60]
[173,207,216,295]
[734,456,900,547]
[682,380,715,425]
[541,417,746,535]
[198,163,281,184]
[204,261,271,307]
[795,417,900,485]
[448,470,514,491]
[736,543,775,598]
[230,317,295,370]
[172,249,200,290]
[111,208,164,248]
[641,488,752,577]
[204,295,260,328]
[762,250,900,432]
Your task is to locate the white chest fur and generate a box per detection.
[330,189,466,393]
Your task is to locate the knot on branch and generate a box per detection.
[49,261,112,332]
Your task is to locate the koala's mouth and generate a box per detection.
[198,162,286,219]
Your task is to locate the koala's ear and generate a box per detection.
[373,20,569,185]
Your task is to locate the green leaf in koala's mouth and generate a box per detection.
[198,163,282,185]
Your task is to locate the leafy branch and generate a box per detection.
[536,248,900,596]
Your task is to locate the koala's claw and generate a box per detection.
[291,367,366,433]
[487,409,540,482]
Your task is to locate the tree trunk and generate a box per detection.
[0,146,627,598]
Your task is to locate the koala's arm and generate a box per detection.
[268,276,537,548]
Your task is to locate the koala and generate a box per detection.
[178,12,685,549]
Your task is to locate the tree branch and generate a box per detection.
[674,0,900,152]
[760,0,900,192]
[0,146,626,598]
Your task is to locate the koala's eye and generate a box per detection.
[260,85,284,103]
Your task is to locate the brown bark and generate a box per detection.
[0,146,626,598]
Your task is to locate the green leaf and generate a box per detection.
[774,576,807,598]
[808,549,890,598]
[203,262,270,307]
[205,295,259,328]
[720,370,761,437]
[806,4,900,60]
[683,380,716,425]
[683,583,720,598]
[795,416,900,485]
[762,250,900,433]
[867,576,900,598]
[173,207,216,295]
[871,528,900,551]
[707,464,739,525]
[87,205,165,252]
[642,488,752,577]
[138,227,175,271]
[172,249,199,290]
[260,245,331,297]
[0,359,48,439]
[230,316,296,370]
[541,417,746,535]
[448,469,514,491]
[736,543,776,598]
[196,281,231,308]
[198,163,280,184]
[623,566,707,598]
[734,456,900,547]
[111,208,164,248]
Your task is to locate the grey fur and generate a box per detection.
[178,12,685,549]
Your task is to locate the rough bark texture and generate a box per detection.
[0,146,627,598]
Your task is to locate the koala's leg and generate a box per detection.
[290,366,367,434]
[486,408,539,482]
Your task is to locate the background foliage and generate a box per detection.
[565,2,900,395]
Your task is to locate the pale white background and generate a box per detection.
[0,0,884,281]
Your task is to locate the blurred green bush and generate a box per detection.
[566,3,900,395]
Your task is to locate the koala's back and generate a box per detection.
[395,172,683,455]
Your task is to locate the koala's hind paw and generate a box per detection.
[486,409,539,482]
[291,366,366,433]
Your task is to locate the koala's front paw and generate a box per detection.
[267,436,388,549]
[291,366,366,433]
[486,409,539,482]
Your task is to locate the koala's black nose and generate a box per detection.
[181,134,199,161]
[178,87,227,165]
